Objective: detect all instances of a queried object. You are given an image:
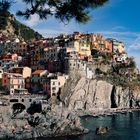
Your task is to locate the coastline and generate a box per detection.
[0,107,140,140]
[41,129,89,138]
[0,128,89,140]
[78,107,140,117]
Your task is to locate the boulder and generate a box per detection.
[95,126,110,135]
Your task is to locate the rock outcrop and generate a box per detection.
[61,71,140,114]
[0,101,88,139]
[96,126,110,135]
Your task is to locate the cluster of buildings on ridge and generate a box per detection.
[0,31,128,97]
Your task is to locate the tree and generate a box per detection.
[128,57,136,68]
[0,0,13,13]
[0,0,12,29]
[0,0,109,24]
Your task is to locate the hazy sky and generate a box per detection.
[10,0,140,68]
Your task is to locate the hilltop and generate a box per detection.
[0,11,43,41]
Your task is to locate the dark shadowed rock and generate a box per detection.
[96,126,110,135]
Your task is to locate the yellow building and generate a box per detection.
[72,33,105,56]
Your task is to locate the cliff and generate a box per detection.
[61,65,140,114]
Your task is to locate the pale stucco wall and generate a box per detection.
[23,67,32,78]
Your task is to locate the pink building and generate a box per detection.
[2,73,26,95]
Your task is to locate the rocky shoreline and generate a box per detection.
[0,99,140,140]
[0,128,89,140]
[0,100,89,140]
[77,107,140,117]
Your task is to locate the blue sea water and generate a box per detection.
[36,111,140,140]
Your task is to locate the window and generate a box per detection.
[29,99,32,102]
[53,82,55,85]
[21,99,24,102]
[52,87,56,90]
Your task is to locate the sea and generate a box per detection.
[36,111,140,140]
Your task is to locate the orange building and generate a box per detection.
[105,39,113,53]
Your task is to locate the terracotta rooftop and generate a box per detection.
[32,70,47,75]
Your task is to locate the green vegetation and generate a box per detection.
[100,52,113,60]
[0,1,42,40]
[128,57,136,68]
[0,0,109,40]
[93,55,139,89]
[91,49,113,61]
[0,11,10,30]
[0,16,7,30]
[0,1,13,29]
[0,12,42,41]
[0,0,12,13]
[91,49,100,58]
[10,19,42,41]
[17,0,108,23]
[0,0,109,24]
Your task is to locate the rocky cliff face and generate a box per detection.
[61,71,140,114]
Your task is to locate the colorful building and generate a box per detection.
[44,47,57,61]
[9,67,32,78]
[31,70,48,93]
[0,53,19,72]
[32,70,47,83]
[2,73,26,95]
[16,41,28,56]
[44,74,69,96]
[107,38,125,54]
[105,39,113,53]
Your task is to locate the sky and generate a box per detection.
[10,0,140,68]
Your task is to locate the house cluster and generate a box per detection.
[0,31,128,96]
